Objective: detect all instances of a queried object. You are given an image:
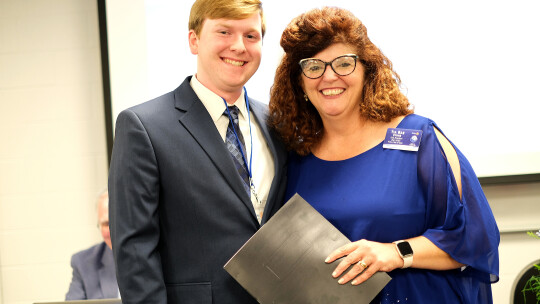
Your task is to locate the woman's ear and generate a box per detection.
[299,79,309,102]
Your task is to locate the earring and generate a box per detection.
[304,94,309,102]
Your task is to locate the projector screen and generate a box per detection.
[101,0,540,182]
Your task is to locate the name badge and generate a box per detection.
[383,128,423,151]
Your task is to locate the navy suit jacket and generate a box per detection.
[65,242,119,300]
[109,76,288,304]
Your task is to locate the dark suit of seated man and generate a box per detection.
[66,190,119,300]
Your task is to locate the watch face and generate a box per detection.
[397,241,413,256]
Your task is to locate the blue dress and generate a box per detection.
[285,114,500,303]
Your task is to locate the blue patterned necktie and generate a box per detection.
[224,106,251,196]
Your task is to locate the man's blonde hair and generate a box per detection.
[189,0,265,36]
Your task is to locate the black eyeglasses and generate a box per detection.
[299,54,359,79]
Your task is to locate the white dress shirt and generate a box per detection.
[190,76,275,223]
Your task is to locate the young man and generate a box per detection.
[108,0,287,303]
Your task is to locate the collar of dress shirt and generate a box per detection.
[190,75,248,123]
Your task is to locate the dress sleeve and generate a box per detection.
[418,120,499,283]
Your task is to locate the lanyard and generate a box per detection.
[222,88,262,205]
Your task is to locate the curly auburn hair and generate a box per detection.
[269,7,412,155]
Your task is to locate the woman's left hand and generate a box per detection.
[325,239,403,285]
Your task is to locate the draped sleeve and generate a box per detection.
[417,119,500,283]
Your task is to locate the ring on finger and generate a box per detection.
[357,260,368,269]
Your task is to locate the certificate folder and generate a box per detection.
[224,193,391,303]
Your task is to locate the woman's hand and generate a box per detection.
[325,239,403,285]
[325,236,465,285]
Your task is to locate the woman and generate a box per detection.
[269,7,499,303]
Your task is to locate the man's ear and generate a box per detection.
[188,30,199,55]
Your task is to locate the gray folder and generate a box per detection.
[224,193,391,304]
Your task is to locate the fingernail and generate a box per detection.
[351,280,358,285]
[332,271,337,277]
[325,257,330,263]
[338,278,344,284]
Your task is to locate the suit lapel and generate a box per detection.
[99,244,119,298]
[174,78,255,217]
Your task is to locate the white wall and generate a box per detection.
[0,1,538,304]
[0,0,108,303]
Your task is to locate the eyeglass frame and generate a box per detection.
[298,54,359,79]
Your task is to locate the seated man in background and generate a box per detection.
[65,189,119,300]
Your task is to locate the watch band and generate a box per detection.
[393,240,413,269]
